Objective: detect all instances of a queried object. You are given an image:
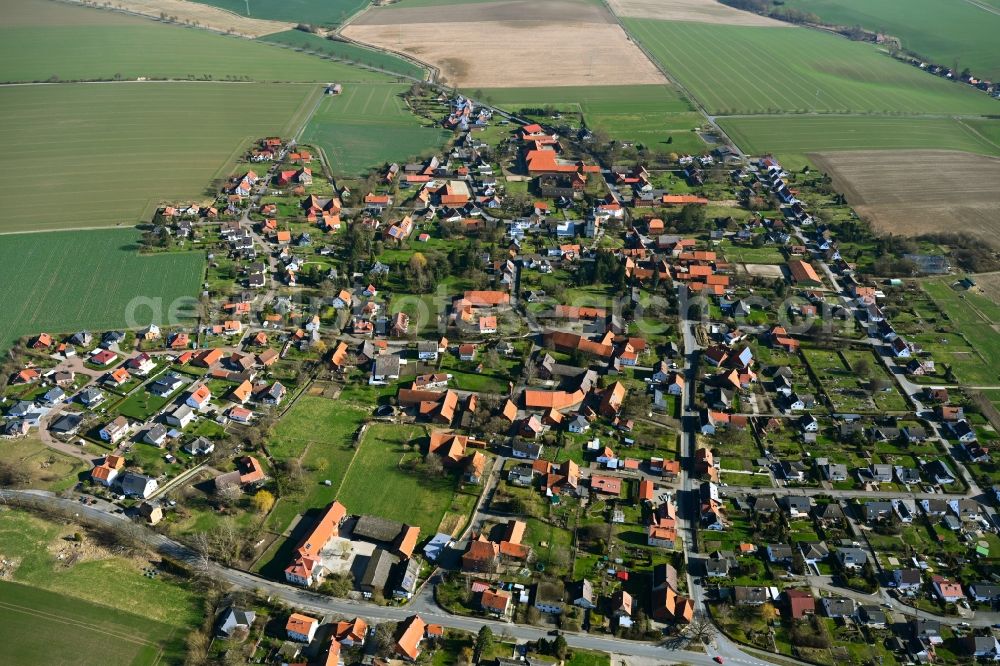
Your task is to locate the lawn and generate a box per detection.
[191,0,369,26]
[718,115,1000,158]
[0,581,184,666]
[621,19,1000,116]
[477,84,706,153]
[0,229,204,352]
[335,422,476,536]
[262,29,426,79]
[266,395,369,531]
[781,0,1000,80]
[0,509,201,629]
[921,277,1000,386]
[0,0,393,83]
[301,83,451,175]
[0,82,321,232]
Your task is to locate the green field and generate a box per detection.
[301,83,450,175]
[262,29,426,79]
[0,581,182,666]
[192,0,369,26]
[267,396,368,531]
[782,0,1000,80]
[921,278,1000,387]
[0,0,394,83]
[0,82,319,232]
[0,229,204,351]
[477,84,706,153]
[719,116,1000,157]
[0,509,200,664]
[622,18,1000,116]
[335,423,462,536]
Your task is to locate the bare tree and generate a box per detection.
[686,614,718,644]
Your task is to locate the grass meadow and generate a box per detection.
[622,19,1000,116]
[782,0,1000,80]
[335,422,470,536]
[477,84,706,153]
[262,29,426,79]
[301,83,451,174]
[0,0,394,83]
[0,82,319,232]
[0,229,204,351]
[718,116,1000,158]
[0,509,200,663]
[192,0,369,26]
[921,278,1000,387]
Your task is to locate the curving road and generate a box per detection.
[0,488,782,666]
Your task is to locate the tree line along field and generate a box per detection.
[621,18,1000,116]
[477,84,706,153]
[191,0,369,26]
[0,0,395,83]
[0,229,204,352]
[301,83,451,175]
[0,509,201,665]
[0,82,320,233]
[718,116,1000,158]
[262,29,427,79]
[781,0,1000,80]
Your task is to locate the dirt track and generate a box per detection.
[344,1,666,87]
[69,0,293,37]
[606,0,788,26]
[810,149,1000,247]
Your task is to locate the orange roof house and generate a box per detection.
[286,613,319,642]
[395,525,421,559]
[395,615,427,661]
[275,230,292,244]
[639,479,655,502]
[788,259,821,285]
[231,380,253,404]
[14,368,40,384]
[285,501,348,586]
[599,381,627,417]
[334,617,368,645]
[590,475,622,495]
[463,291,510,307]
[193,348,223,368]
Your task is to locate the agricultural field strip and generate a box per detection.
[719,116,1000,155]
[623,19,999,115]
[626,21,833,112]
[0,600,160,647]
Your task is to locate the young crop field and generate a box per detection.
[301,83,450,175]
[262,29,426,79]
[0,0,393,83]
[0,229,204,351]
[0,82,319,232]
[477,84,706,153]
[335,423,476,536]
[621,19,1000,116]
[718,115,1000,158]
[781,0,1000,80]
[191,0,369,26]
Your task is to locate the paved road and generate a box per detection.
[0,488,784,666]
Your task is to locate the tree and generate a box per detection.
[552,635,568,660]
[686,614,717,644]
[424,453,445,477]
[474,626,494,661]
[374,622,398,655]
[252,490,275,514]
